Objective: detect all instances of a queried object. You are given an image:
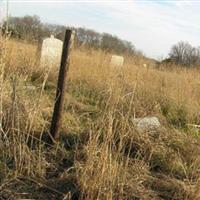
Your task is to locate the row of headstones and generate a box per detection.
[39,35,161,133]
[40,35,124,68]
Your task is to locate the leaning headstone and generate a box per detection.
[110,55,124,67]
[132,117,161,133]
[40,35,63,68]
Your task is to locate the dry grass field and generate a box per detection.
[1,38,200,199]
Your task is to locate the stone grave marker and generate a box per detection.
[110,55,124,67]
[40,35,63,68]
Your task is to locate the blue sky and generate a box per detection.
[1,0,200,59]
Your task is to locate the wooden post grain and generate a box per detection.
[50,29,74,142]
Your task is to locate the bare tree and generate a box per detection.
[7,15,41,41]
[169,41,200,66]
[101,33,135,55]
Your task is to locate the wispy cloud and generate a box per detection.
[5,0,200,58]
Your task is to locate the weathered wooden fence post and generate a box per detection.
[50,29,74,142]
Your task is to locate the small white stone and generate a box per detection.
[132,117,161,133]
[22,85,37,90]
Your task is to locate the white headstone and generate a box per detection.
[110,55,124,67]
[40,35,63,67]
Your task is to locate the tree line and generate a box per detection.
[2,15,142,56]
[168,41,200,67]
[2,15,200,67]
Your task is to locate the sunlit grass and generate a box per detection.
[0,38,200,199]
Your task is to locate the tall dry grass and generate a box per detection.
[0,38,200,199]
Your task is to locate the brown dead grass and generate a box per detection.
[1,38,200,199]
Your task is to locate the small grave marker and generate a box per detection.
[110,55,124,67]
